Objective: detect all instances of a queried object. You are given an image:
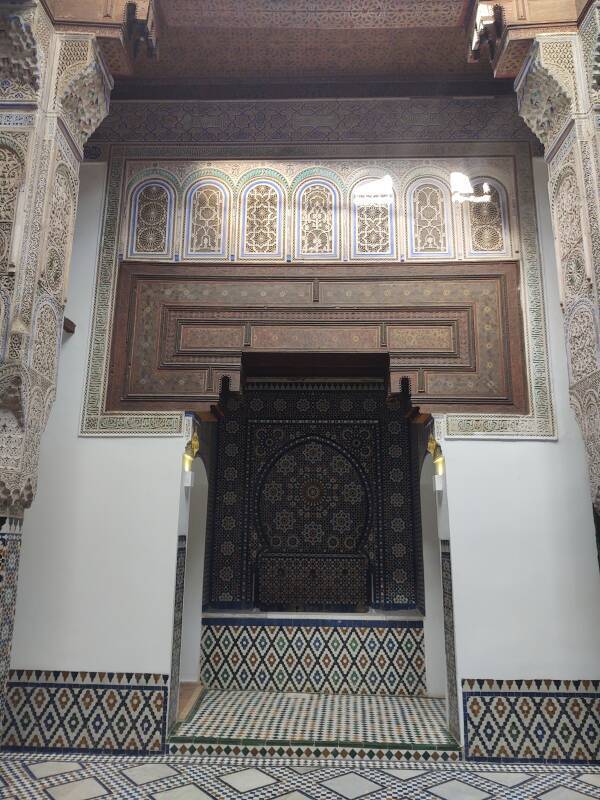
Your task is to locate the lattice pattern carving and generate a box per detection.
[356,202,390,254]
[31,305,59,382]
[242,181,282,257]
[554,168,588,304]
[44,167,74,297]
[187,182,226,257]
[411,183,448,255]
[83,150,552,441]
[567,303,599,384]
[351,179,394,258]
[299,182,335,257]
[522,26,600,514]
[131,182,172,256]
[468,184,505,254]
[0,145,23,272]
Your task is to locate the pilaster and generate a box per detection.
[0,2,113,521]
[0,0,112,728]
[516,19,600,517]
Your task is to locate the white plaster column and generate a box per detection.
[0,0,112,725]
[515,15,600,524]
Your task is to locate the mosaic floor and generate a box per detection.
[2,754,600,799]
[171,688,454,748]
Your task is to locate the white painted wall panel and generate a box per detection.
[11,164,186,674]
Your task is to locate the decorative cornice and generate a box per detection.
[58,41,113,155]
[515,40,573,148]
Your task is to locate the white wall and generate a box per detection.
[11,158,600,700]
[179,458,209,682]
[444,159,600,705]
[421,455,448,697]
[11,163,186,675]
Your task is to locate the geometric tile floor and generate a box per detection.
[2,754,600,799]
[173,689,454,747]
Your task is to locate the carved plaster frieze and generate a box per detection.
[570,370,600,514]
[0,22,112,518]
[55,39,113,157]
[579,1,600,101]
[80,141,554,441]
[59,58,112,154]
[515,40,573,149]
[519,20,600,515]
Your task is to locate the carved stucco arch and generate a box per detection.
[405,174,454,259]
[462,176,511,258]
[348,174,398,260]
[292,176,342,260]
[127,177,177,260]
[237,171,288,260]
[183,178,232,260]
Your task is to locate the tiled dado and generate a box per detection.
[200,616,426,695]
[463,679,600,764]
[167,741,461,763]
[2,670,168,755]
[0,532,21,721]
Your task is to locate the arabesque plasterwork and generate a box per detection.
[80,135,554,444]
[516,17,600,514]
[0,0,114,734]
[0,2,113,523]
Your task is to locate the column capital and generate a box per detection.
[55,37,113,157]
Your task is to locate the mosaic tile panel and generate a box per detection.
[441,543,459,741]
[462,679,600,764]
[0,531,21,729]
[2,670,169,755]
[166,741,462,763]
[171,688,452,749]
[12,754,600,800]
[208,383,420,610]
[167,537,187,733]
[200,617,426,696]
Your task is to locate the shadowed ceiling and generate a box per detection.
[111,0,494,96]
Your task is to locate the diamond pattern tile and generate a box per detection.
[3,753,600,800]
[322,773,383,798]
[46,777,108,800]
[220,767,277,791]
[462,680,600,763]
[201,618,426,696]
[429,780,490,800]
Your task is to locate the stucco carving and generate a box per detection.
[0,7,39,100]
[60,58,112,154]
[516,43,572,149]
[518,25,600,514]
[0,141,24,272]
[81,142,553,441]
[0,17,112,519]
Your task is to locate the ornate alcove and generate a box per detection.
[205,374,431,612]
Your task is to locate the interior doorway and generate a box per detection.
[168,354,460,762]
